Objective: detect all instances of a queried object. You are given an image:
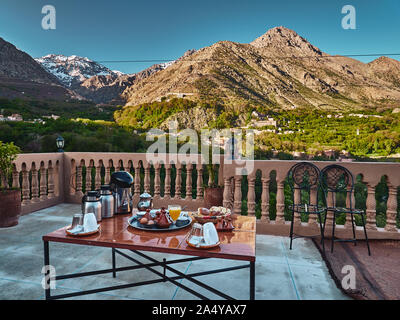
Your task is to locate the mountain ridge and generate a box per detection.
[120,26,400,111]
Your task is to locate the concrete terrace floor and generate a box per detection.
[0,204,349,300]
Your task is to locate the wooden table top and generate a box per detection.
[43,213,256,262]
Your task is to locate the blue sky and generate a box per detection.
[1,0,399,73]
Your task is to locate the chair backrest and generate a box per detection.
[320,164,354,193]
[320,164,355,209]
[287,162,321,192]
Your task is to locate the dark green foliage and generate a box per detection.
[0,119,150,153]
[0,97,117,121]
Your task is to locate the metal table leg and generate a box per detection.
[112,248,116,278]
[43,241,50,300]
[250,261,255,300]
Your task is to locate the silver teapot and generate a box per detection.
[137,192,153,211]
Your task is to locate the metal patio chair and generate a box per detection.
[321,164,371,256]
[287,162,326,253]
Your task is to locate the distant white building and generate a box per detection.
[7,114,23,121]
[43,114,60,120]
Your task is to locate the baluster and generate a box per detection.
[76,164,83,194]
[196,166,204,199]
[223,177,232,209]
[365,184,377,230]
[31,164,39,202]
[85,164,93,192]
[175,165,182,199]
[247,175,256,216]
[39,164,47,201]
[154,164,161,198]
[186,163,193,200]
[95,164,102,190]
[275,179,285,224]
[208,165,214,186]
[47,164,55,199]
[233,176,242,215]
[144,164,151,194]
[308,188,318,225]
[105,161,111,185]
[344,187,353,228]
[293,188,301,225]
[134,165,141,196]
[164,164,171,199]
[324,191,335,228]
[261,177,270,222]
[385,185,398,232]
[12,168,19,189]
[21,166,30,205]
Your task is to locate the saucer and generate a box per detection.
[66,225,100,236]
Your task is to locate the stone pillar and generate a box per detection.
[39,164,47,201]
[144,164,151,194]
[104,161,111,185]
[385,185,398,232]
[196,166,204,199]
[134,165,141,196]
[223,177,233,210]
[275,179,285,224]
[247,175,256,216]
[175,165,182,199]
[233,176,242,215]
[47,165,55,199]
[164,164,171,199]
[261,178,270,222]
[21,166,30,206]
[85,163,93,192]
[12,169,19,189]
[344,187,353,228]
[95,165,102,190]
[76,165,83,194]
[293,188,301,226]
[186,163,193,200]
[308,187,318,225]
[154,164,161,199]
[31,165,39,203]
[365,184,377,230]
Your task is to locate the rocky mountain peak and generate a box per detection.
[35,54,123,88]
[250,26,322,56]
[0,37,60,84]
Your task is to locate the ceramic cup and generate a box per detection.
[83,212,98,232]
[203,222,219,245]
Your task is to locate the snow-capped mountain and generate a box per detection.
[35,54,124,88]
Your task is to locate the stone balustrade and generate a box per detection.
[223,160,400,239]
[62,152,223,211]
[7,153,400,239]
[4,153,64,215]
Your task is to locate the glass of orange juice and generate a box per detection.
[168,205,181,223]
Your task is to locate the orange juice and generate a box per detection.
[168,206,181,221]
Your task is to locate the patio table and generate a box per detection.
[42,213,256,300]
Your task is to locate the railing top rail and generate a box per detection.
[223,159,400,186]
[13,153,63,171]
[63,152,224,166]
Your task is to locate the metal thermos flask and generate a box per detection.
[82,190,102,222]
[100,185,114,218]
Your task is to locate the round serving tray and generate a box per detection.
[186,238,220,249]
[66,226,100,237]
[128,216,192,232]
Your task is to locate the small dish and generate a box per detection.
[186,238,220,249]
[66,225,100,236]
